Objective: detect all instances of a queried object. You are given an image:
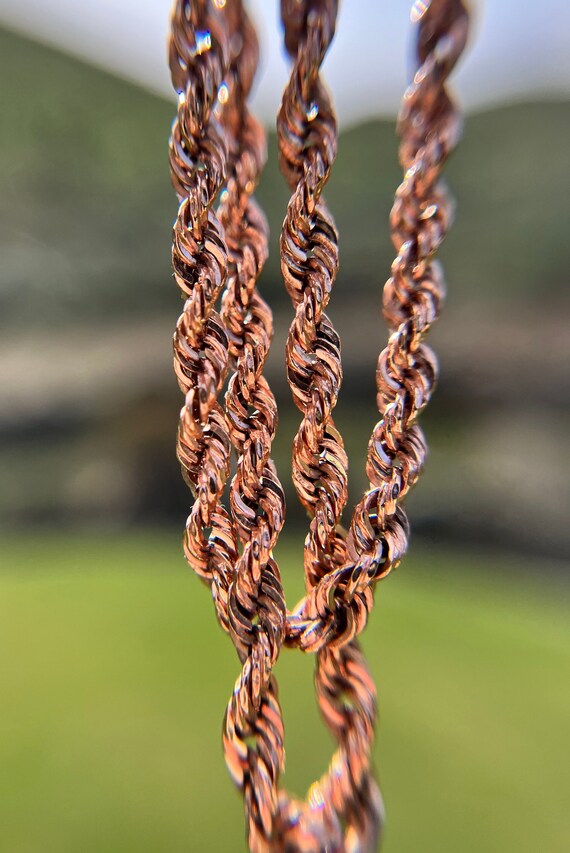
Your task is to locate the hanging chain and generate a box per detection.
[170,0,236,635]
[169,3,287,851]
[276,2,382,850]
[217,4,288,850]
[285,0,470,651]
[168,0,469,850]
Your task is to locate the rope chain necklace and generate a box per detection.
[168,1,470,849]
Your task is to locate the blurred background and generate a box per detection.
[0,1,569,851]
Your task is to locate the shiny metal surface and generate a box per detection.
[168,1,469,849]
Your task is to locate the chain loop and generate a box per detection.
[168,1,469,849]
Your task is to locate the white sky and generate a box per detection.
[1,0,569,125]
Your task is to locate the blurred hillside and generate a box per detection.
[1,27,569,558]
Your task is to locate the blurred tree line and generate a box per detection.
[1,27,568,559]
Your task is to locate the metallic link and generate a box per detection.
[277,1,381,849]
[218,4,287,851]
[169,0,236,635]
[169,1,469,849]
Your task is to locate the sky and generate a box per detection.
[1,0,569,125]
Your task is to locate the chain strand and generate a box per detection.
[217,4,287,850]
[288,0,470,655]
[276,2,382,849]
[168,1,469,849]
[169,0,236,636]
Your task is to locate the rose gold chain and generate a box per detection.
[169,3,287,850]
[217,4,287,850]
[275,2,383,849]
[168,1,469,850]
[170,0,236,635]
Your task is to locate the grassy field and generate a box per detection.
[1,534,569,852]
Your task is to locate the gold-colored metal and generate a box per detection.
[275,2,382,849]
[169,3,287,851]
[168,0,469,849]
[170,0,235,636]
[217,4,287,850]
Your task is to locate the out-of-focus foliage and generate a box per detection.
[0,27,569,559]
[1,28,569,323]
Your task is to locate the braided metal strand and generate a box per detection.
[169,2,238,636]
[169,2,470,850]
[280,2,469,848]
[215,4,288,850]
[278,0,347,594]
[275,2,384,849]
[274,639,383,853]
[290,0,470,655]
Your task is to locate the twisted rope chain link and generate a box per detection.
[169,3,287,851]
[275,2,382,850]
[168,0,469,850]
[170,0,236,634]
[285,0,470,650]
[217,4,287,850]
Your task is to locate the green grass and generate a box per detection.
[1,534,569,852]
